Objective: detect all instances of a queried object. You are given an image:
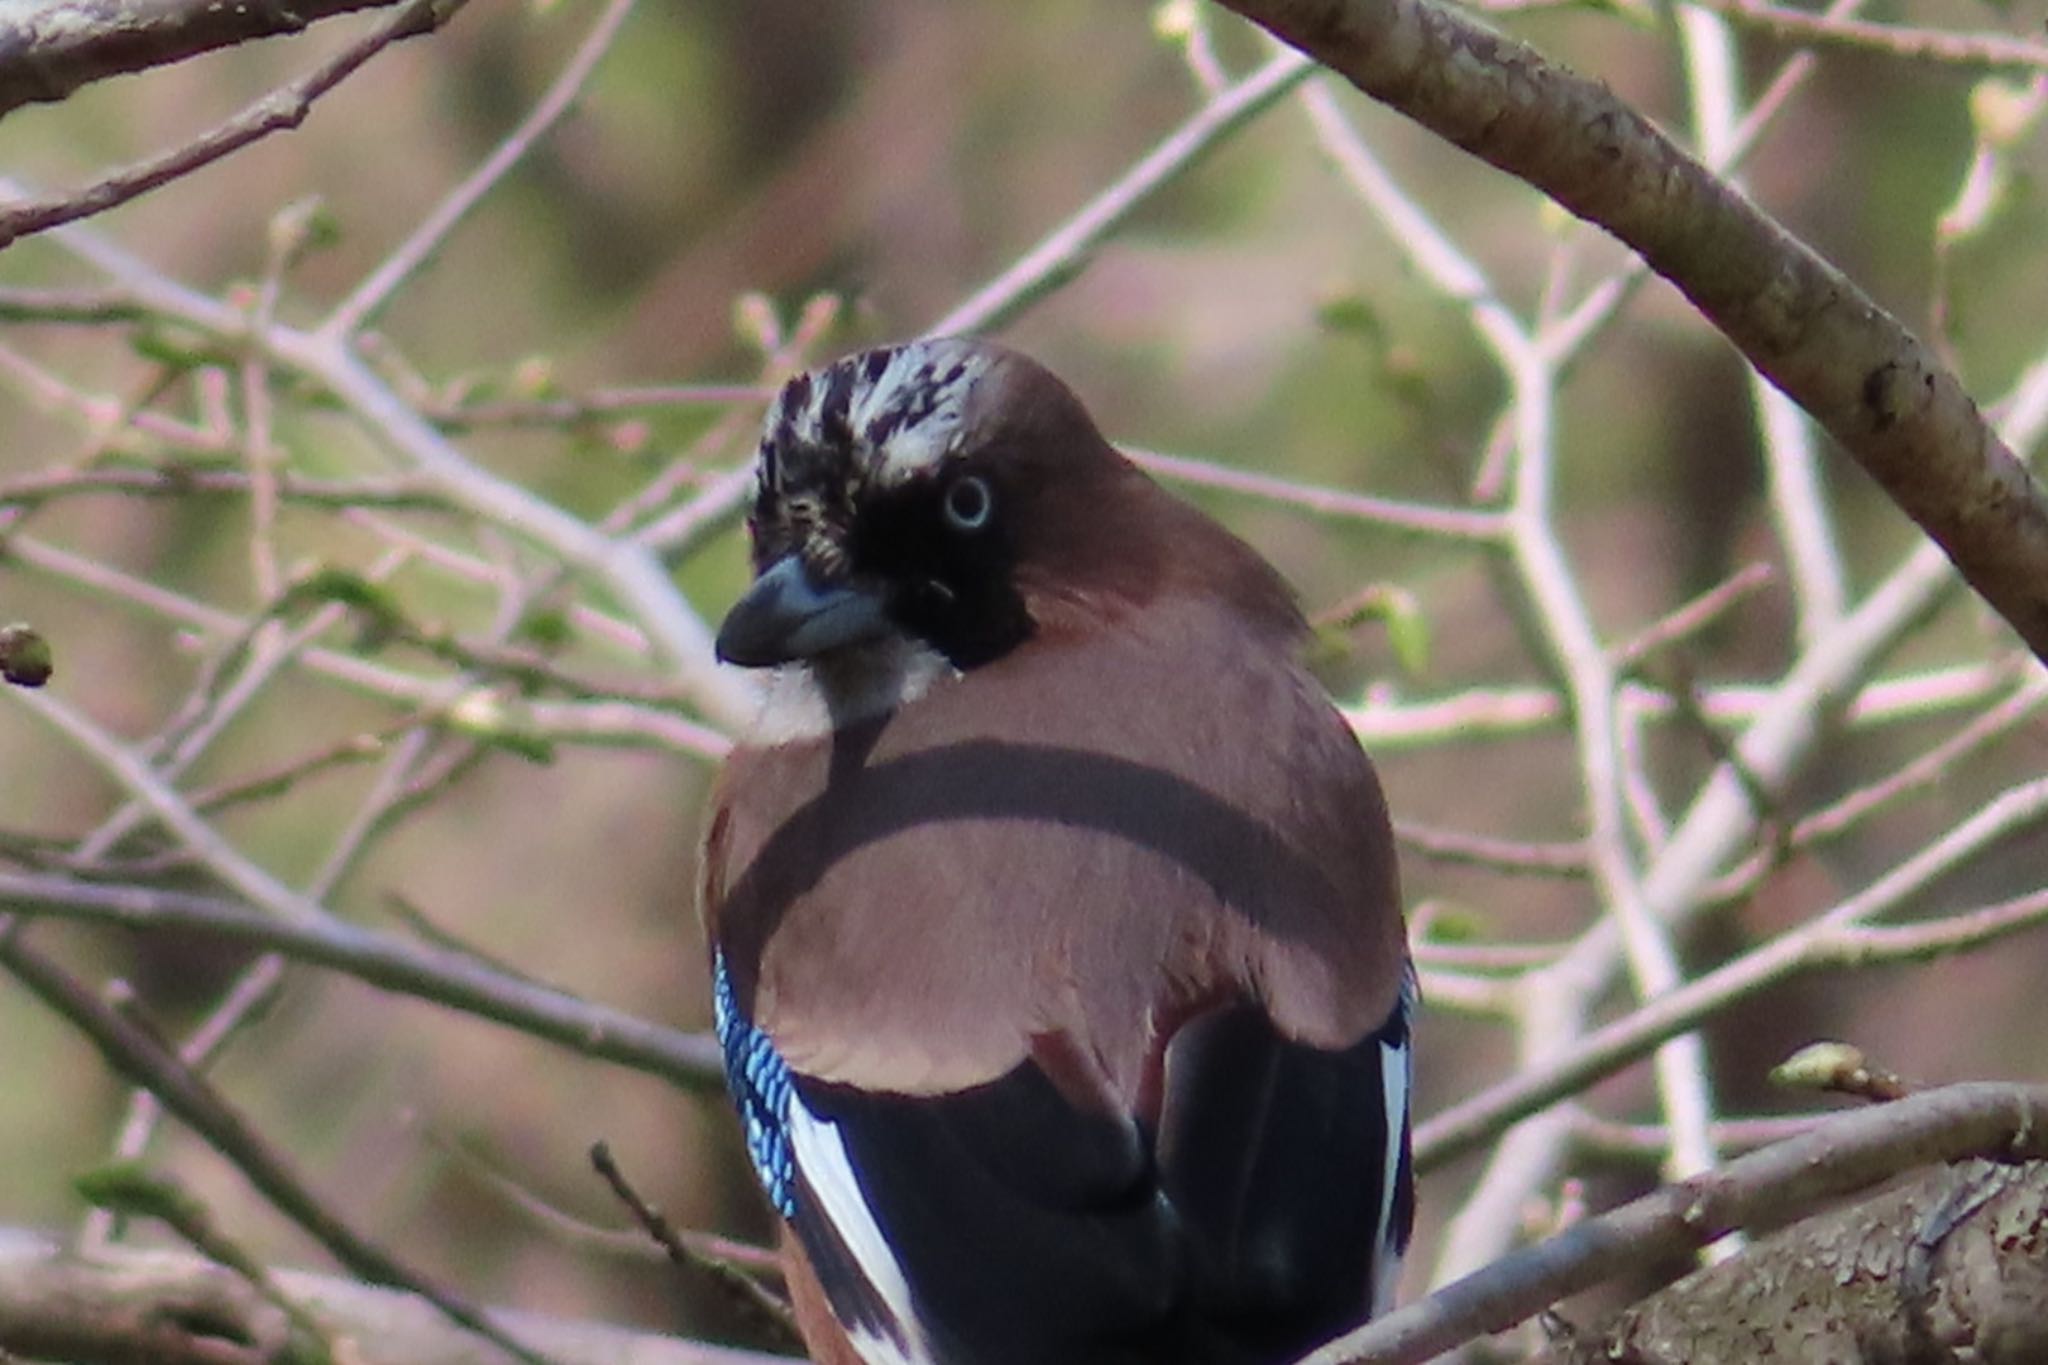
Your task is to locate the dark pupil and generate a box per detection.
[947,477,989,527]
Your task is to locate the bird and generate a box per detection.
[699,337,1414,1365]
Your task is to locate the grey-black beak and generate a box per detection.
[715,556,892,667]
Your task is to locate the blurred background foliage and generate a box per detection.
[2,0,2047,1349]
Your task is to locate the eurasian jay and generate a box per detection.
[701,338,1413,1365]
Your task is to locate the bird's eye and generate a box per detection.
[942,475,994,534]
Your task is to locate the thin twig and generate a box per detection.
[1613,563,1777,670]
[1129,447,1508,541]
[0,464,449,511]
[1688,0,2048,68]
[927,48,1315,337]
[0,0,463,248]
[1415,775,2048,1171]
[320,0,640,339]
[424,1127,781,1272]
[0,934,558,1365]
[425,384,775,430]
[589,1143,800,1346]
[1392,820,1589,876]
[0,870,725,1089]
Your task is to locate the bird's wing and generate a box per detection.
[701,620,1411,1363]
[708,894,1412,1365]
[1156,977,1417,1341]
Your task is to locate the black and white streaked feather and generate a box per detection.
[762,342,993,492]
[748,342,997,593]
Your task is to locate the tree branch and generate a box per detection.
[0,935,555,1364]
[1219,0,2048,664]
[0,1230,787,1365]
[1300,1082,2048,1365]
[0,0,461,250]
[1532,1158,2048,1364]
[1415,776,2048,1171]
[0,0,430,120]
[0,870,725,1091]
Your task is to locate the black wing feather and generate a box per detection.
[783,992,1414,1365]
[1159,999,1414,1360]
[794,1064,1180,1365]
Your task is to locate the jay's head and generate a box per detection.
[716,338,1289,678]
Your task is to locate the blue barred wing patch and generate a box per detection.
[712,952,797,1217]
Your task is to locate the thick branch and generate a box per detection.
[0,1231,787,1365]
[1220,0,2048,664]
[1301,1082,2048,1365]
[0,0,411,118]
[1534,1159,2048,1365]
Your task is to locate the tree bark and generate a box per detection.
[0,0,414,118]
[0,1230,790,1365]
[1534,1159,2048,1364]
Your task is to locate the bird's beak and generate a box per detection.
[715,555,892,667]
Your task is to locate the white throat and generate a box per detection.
[742,635,958,746]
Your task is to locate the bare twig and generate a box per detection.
[0,0,464,248]
[1687,0,2048,69]
[0,464,448,511]
[589,1143,800,1345]
[0,870,722,1087]
[0,0,428,116]
[927,48,1316,337]
[28,216,759,729]
[1129,447,1507,541]
[0,935,557,1365]
[1393,821,1589,876]
[1415,776,2048,1170]
[424,384,775,431]
[1223,0,2048,661]
[320,0,640,340]
[0,1230,779,1364]
[1614,563,1777,670]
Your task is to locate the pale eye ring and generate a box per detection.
[942,474,994,533]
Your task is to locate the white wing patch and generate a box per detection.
[1370,978,1417,1316]
[787,1099,937,1365]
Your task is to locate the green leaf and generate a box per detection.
[1316,293,1385,343]
[510,354,559,399]
[514,608,575,650]
[1382,595,1431,677]
[280,568,410,651]
[1418,904,1485,943]
[128,325,224,371]
[1326,584,1431,677]
[267,195,341,263]
[74,1162,197,1222]
[281,567,398,617]
[474,729,557,764]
